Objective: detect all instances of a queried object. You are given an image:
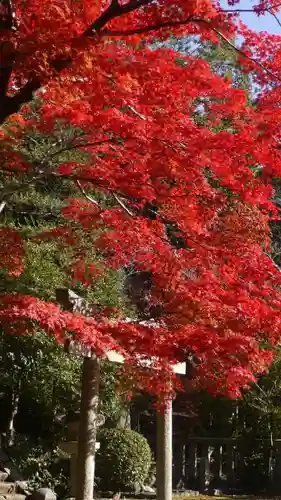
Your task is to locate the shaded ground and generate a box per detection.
[174,497,280,500]
[99,496,281,500]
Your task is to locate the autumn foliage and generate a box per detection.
[1,0,281,399]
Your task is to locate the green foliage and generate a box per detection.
[0,121,138,495]
[0,329,82,440]
[99,362,130,425]
[96,428,152,491]
[8,437,69,497]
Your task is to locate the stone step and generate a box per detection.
[0,472,9,483]
[0,483,16,494]
[0,494,26,500]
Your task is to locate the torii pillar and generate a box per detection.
[156,399,173,500]
[156,362,185,500]
[56,288,186,500]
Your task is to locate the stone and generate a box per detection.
[181,490,199,496]
[15,480,30,494]
[147,473,156,487]
[141,485,156,494]
[1,495,25,500]
[29,488,57,500]
[0,481,15,494]
[0,472,9,482]
[134,482,141,494]
[214,489,224,496]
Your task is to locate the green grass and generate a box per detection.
[173,497,279,500]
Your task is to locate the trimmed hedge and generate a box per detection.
[96,428,152,491]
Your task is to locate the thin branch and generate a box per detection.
[101,15,194,36]
[49,138,115,159]
[85,0,151,35]
[75,180,100,206]
[2,0,280,125]
[0,0,153,125]
[271,1,281,8]
[223,3,281,30]
[0,201,6,214]
[208,24,281,83]
[253,381,269,399]
[75,180,136,217]
[222,8,270,13]
[102,13,281,84]
[127,105,146,120]
[267,7,281,29]
[112,192,134,216]
[222,1,281,13]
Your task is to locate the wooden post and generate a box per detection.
[199,444,210,493]
[56,289,101,500]
[226,443,235,489]
[156,364,186,500]
[213,445,223,484]
[173,440,184,488]
[187,442,197,488]
[76,355,100,500]
[156,399,173,500]
[237,442,244,486]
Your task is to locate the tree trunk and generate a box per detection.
[6,382,20,447]
[76,355,100,500]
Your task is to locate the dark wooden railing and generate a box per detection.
[172,437,281,494]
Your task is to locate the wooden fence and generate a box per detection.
[172,437,281,494]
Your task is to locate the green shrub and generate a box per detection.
[9,437,69,498]
[96,428,152,491]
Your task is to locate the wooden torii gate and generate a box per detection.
[56,289,186,500]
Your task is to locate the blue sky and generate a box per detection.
[220,0,281,34]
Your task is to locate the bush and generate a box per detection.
[96,428,152,492]
[8,436,69,498]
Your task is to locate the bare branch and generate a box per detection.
[113,192,134,216]
[209,24,281,83]
[49,138,115,159]
[2,0,280,125]
[85,0,152,35]
[267,7,281,30]
[75,179,135,216]
[127,105,146,120]
[0,0,153,125]
[101,16,194,36]
[0,201,6,214]
[102,14,281,84]
[221,1,281,13]
[76,180,100,206]
[0,136,122,203]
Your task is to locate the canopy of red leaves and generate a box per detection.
[1,0,281,399]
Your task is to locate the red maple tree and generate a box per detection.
[1,0,281,399]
